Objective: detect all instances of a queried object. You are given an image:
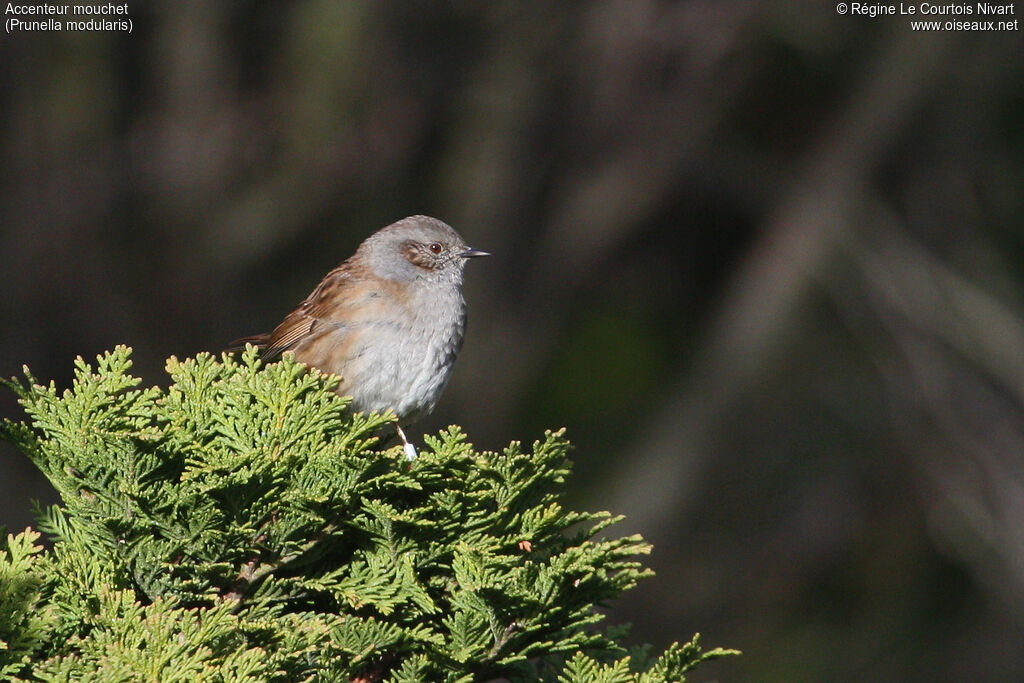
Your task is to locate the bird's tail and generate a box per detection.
[226,334,269,353]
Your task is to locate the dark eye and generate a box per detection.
[428,243,443,254]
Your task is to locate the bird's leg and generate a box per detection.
[396,424,418,461]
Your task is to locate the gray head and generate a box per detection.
[359,215,490,284]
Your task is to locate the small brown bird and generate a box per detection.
[235,215,489,458]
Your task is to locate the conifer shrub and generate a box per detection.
[0,346,736,681]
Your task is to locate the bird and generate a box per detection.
[234,215,489,459]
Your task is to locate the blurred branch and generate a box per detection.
[843,214,1024,611]
[605,24,956,533]
[453,1,766,437]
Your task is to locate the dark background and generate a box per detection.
[2,2,1023,681]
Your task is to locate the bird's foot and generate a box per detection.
[396,424,418,461]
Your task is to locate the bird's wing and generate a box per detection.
[235,261,361,360]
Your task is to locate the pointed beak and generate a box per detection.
[460,247,491,259]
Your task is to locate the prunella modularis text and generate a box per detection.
[235,215,489,458]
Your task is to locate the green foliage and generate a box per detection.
[0,346,737,681]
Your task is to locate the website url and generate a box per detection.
[911,18,1020,29]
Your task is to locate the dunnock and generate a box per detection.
[235,215,489,459]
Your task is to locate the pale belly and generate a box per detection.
[293,300,466,423]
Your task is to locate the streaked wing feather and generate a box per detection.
[259,262,358,360]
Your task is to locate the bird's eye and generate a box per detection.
[428,243,443,254]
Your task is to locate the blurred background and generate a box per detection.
[2,1,1023,680]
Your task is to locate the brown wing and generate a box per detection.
[232,260,362,360]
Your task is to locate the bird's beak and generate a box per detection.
[460,247,491,258]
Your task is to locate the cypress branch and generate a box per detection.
[0,346,737,681]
